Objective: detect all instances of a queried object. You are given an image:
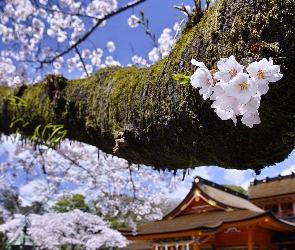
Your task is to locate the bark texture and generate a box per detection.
[0,0,295,172]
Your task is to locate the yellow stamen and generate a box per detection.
[257,69,264,79]
[229,68,237,77]
[239,82,248,90]
[204,78,211,85]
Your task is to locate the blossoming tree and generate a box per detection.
[0,138,178,231]
[0,210,128,249]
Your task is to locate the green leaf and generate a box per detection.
[286,132,295,137]
[7,96,28,107]
[22,122,30,127]
[47,125,65,142]
[31,125,41,142]
[10,118,24,128]
[173,5,184,11]
[173,73,191,85]
[144,27,150,35]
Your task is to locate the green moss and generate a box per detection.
[1,0,295,172]
[0,86,14,99]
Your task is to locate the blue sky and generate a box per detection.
[169,149,295,200]
[0,0,294,203]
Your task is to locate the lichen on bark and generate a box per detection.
[0,0,294,172]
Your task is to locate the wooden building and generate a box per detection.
[248,174,295,221]
[121,175,295,250]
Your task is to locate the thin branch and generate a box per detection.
[128,163,137,199]
[30,0,96,20]
[74,47,89,77]
[41,0,147,65]
[58,151,96,180]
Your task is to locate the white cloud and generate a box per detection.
[167,166,212,201]
[240,177,254,191]
[281,164,295,176]
[19,179,56,207]
[0,135,17,160]
[239,163,295,193]
[223,169,247,186]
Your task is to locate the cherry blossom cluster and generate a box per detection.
[127,16,182,66]
[148,28,174,62]
[0,0,186,84]
[130,55,149,67]
[0,0,129,84]
[0,135,180,230]
[190,56,283,127]
[0,210,128,249]
[66,42,120,78]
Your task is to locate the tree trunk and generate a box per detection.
[0,0,295,172]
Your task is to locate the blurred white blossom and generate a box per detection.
[127,14,140,28]
[106,41,115,52]
[0,210,128,249]
[0,136,179,226]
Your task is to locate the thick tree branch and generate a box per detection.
[1,0,295,172]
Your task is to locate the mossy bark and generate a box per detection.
[0,0,295,172]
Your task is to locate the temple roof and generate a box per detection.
[121,240,151,250]
[195,180,262,212]
[121,176,272,238]
[248,173,295,200]
[121,210,265,236]
[120,175,295,249]
[163,176,263,220]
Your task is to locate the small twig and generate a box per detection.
[155,19,185,86]
[74,47,89,77]
[58,151,96,179]
[128,163,137,199]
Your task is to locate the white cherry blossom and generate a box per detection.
[223,73,257,104]
[0,136,178,226]
[147,27,175,63]
[173,22,181,32]
[105,55,120,66]
[131,55,149,67]
[82,49,92,59]
[46,28,55,37]
[211,93,238,112]
[0,0,182,82]
[107,41,115,53]
[214,55,244,82]
[241,111,261,128]
[157,28,173,57]
[190,59,213,100]
[247,58,283,83]
[39,0,48,5]
[60,0,74,7]
[214,106,237,125]
[127,14,140,28]
[241,95,261,114]
[148,47,160,62]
